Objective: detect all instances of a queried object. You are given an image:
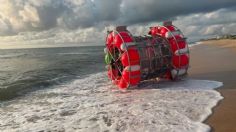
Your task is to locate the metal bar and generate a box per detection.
[173,25,190,73]
[159,26,181,78]
[113,30,132,88]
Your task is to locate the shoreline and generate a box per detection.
[206,89,236,131]
[189,39,236,132]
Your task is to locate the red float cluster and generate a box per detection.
[106,27,141,89]
[149,21,189,78]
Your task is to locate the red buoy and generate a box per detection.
[107,69,118,80]
[118,78,128,89]
[122,66,141,85]
[114,32,133,50]
[173,54,189,68]
[121,48,140,66]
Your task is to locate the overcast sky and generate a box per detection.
[0,0,236,47]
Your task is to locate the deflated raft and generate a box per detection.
[104,21,190,89]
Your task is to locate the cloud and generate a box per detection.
[174,9,236,41]
[0,0,65,35]
[0,0,236,44]
[120,0,236,24]
[0,0,123,35]
[0,27,106,47]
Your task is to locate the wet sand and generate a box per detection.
[189,39,236,132]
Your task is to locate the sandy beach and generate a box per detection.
[189,39,236,132]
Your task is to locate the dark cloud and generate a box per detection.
[120,0,236,24]
[0,0,123,35]
[0,0,67,35]
[0,0,236,43]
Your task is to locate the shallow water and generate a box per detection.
[0,46,105,101]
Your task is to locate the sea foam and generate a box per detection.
[0,72,223,132]
[189,42,203,48]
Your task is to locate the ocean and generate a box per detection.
[0,46,105,101]
[0,44,223,132]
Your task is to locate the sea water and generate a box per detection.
[0,45,223,132]
[0,46,105,101]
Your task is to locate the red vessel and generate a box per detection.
[104,21,190,89]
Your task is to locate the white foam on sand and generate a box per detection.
[189,42,203,48]
[0,72,223,132]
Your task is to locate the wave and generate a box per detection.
[0,53,27,59]
[0,72,223,132]
[57,52,90,55]
[188,42,203,48]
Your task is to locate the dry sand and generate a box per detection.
[203,39,236,51]
[189,39,236,132]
